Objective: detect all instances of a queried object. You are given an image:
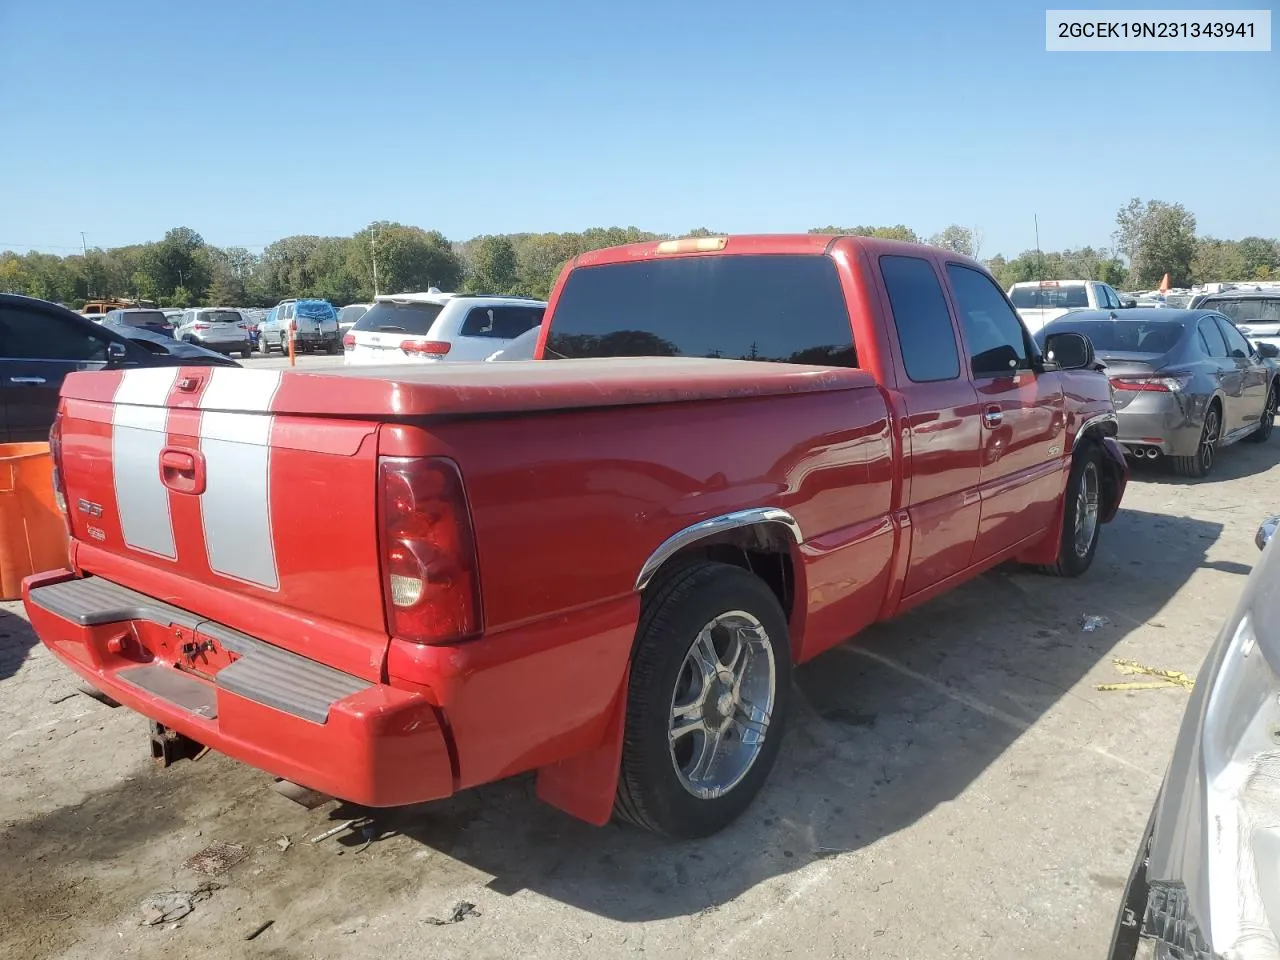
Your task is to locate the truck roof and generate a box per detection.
[570,234,988,271]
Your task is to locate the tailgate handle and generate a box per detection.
[159,447,207,496]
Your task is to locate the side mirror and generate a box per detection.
[1257,516,1279,551]
[1043,332,1095,370]
[1120,298,1138,309]
[1257,342,1279,359]
[106,342,128,365]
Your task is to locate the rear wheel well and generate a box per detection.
[642,524,796,621]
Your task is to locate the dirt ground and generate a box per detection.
[2,439,1275,960]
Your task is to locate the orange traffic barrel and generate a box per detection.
[0,443,69,601]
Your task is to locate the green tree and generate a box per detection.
[1113,198,1197,288]
[354,222,462,295]
[466,235,519,294]
[808,224,919,242]
[928,225,975,256]
[1237,237,1279,279]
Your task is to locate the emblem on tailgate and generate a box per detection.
[77,499,104,517]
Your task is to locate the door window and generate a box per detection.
[0,307,109,361]
[946,264,1033,377]
[1216,316,1255,359]
[879,255,960,382]
[1198,318,1229,358]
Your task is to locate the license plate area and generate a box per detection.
[134,621,237,680]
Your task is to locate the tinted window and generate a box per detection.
[459,305,545,339]
[879,255,959,382]
[1101,285,1121,309]
[339,305,369,325]
[948,264,1032,377]
[1216,316,1254,359]
[1008,284,1090,309]
[488,326,542,361]
[121,310,168,328]
[201,310,242,324]
[1037,320,1185,355]
[0,307,109,361]
[545,255,856,367]
[1211,299,1279,323]
[352,301,446,336]
[1198,318,1229,358]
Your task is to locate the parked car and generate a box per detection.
[104,323,242,366]
[1108,513,1280,960]
[103,307,175,338]
[1189,288,1280,350]
[1008,279,1131,333]
[82,299,154,315]
[162,308,185,325]
[343,293,546,365]
[23,234,1127,838]
[337,303,371,333]
[82,312,107,324]
[259,298,341,354]
[1037,309,1278,478]
[0,293,237,443]
[174,307,253,358]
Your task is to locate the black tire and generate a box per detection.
[259,335,271,356]
[615,560,791,838]
[241,346,253,360]
[280,334,289,354]
[1038,443,1103,578]
[1172,402,1220,478]
[1245,382,1276,444]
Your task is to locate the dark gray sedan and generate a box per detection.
[1037,309,1278,478]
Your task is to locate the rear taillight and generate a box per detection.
[49,413,68,518]
[400,340,451,357]
[343,332,355,350]
[378,457,480,644]
[1109,375,1191,393]
[193,322,210,330]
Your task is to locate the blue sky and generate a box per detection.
[2,0,1276,258]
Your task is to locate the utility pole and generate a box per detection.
[371,229,380,297]
[80,232,88,258]
[1034,214,1042,279]
[81,232,91,296]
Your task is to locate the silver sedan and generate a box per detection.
[1038,309,1279,479]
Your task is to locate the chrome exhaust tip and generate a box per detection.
[1146,447,1161,459]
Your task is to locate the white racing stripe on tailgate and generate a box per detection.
[198,369,282,589]
[112,368,179,559]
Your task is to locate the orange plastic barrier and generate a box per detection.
[0,443,69,600]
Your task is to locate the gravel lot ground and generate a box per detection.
[2,400,1274,960]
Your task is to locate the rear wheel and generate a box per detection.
[1172,404,1220,478]
[241,346,253,359]
[1246,383,1276,444]
[615,560,790,838]
[1038,443,1102,578]
[259,334,271,355]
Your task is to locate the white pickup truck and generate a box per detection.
[1007,280,1130,333]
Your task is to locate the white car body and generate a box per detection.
[344,292,546,366]
[174,307,253,356]
[1007,280,1127,333]
[337,303,371,333]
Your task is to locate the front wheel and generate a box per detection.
[259,334,272,355]
[241,346,253,359]
[1038,444,1102,578]
[615,560,790,838]
[1246,383,1276,444]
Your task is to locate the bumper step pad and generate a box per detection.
[29,576,371,724]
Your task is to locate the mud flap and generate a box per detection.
[534,667,629,826]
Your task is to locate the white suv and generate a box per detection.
[343,292,546,365]
[175,307,253,358]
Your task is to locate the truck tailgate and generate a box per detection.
[57,366,387,680]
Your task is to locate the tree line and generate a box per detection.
[2,200,1276,310]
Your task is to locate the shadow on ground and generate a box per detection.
[1127,434,1280,486]
[0,606,37,682]
[0,507,1227,939]
[341,505,1221,921]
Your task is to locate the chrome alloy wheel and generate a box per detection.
[668,610,776,800]
[1073,460,1100,559]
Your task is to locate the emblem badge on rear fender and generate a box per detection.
[77,499,104,518]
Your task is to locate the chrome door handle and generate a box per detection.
[983,407,1003,428]
[9,376,47,385]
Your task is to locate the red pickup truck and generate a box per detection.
[23,235,1127,838]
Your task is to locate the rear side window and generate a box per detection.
[947,264,1033,377]
[1198,318,1229,357]
[352,301,446,336]
[460,305,545,339]
[879,255,959,382]
[545,254,856,366]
